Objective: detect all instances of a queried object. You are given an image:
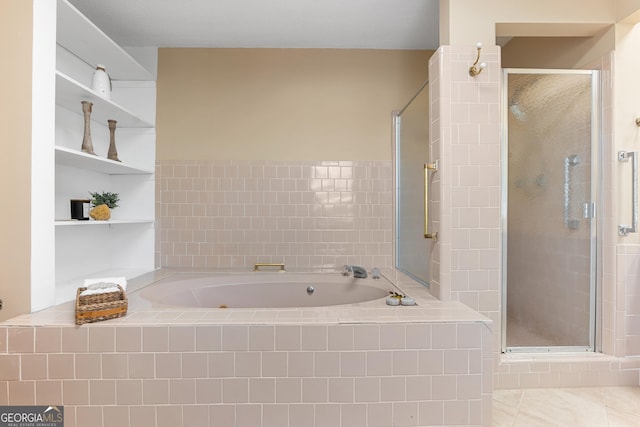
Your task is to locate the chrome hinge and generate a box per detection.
[583,202,596,219]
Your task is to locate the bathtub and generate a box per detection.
[136,271,397,308]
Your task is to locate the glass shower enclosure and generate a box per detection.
[502,69,600,352]
[394,81,430,286]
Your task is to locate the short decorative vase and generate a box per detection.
[89,204,111,221]
[107,119,121,162]
[91,64,111,99]
[80,101,96,155]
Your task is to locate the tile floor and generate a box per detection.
[493,386,640,426]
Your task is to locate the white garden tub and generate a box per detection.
[137,272,396,308]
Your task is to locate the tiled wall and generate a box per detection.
[600,52,640,360]
[617,245,640,356]
[599,53,618,357]
[156,160,393,271]
[495,354,640,389]
[430,46,640,388]
[428,46,502,342]
[0,321,492,427]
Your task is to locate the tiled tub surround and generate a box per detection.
[1,270,493,427]
[156,160,393,270]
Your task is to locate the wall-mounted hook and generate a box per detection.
[469,42,487,77]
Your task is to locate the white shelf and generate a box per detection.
[56,0,154,81]
[56,71,153,128]
[55,219,153,227]
[55,145,153,175]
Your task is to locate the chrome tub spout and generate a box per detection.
[343,265,368,279]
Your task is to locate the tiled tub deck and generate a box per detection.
[0,270,492,427]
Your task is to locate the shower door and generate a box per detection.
[395,82,430,285]
[502,69,599,352]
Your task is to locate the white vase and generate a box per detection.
[91,64,111,99]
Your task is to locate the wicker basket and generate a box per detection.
[75,285,128,325]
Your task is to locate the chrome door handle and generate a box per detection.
[618,150,638,236]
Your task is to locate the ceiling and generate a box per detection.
[68,0,439,50]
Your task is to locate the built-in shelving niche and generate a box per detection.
[53,0,156,306]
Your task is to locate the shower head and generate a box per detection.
[509,101,527,121]
[508,85,527,121]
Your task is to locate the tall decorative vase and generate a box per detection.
[80,101,96,155]
[91,64,111,99]
[107,119,121,162]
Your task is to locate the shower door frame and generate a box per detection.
[501,68,601,353]
[393,79,431,287]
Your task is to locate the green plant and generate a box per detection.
[89,191,120,209]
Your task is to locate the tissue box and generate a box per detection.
[75,284,128,325]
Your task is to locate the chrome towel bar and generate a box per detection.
[618,150,638,236]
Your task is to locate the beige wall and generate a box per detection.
[441,0,615,46]
[501,29,615,69]
[0,0,32,320]
[618,0,640,21]
[157,48,432,161]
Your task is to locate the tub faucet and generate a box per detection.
[343,265,368,279]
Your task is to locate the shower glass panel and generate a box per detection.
[395,82,430,285]
[502,69,598,352]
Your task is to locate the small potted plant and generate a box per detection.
[89,191,119,221]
